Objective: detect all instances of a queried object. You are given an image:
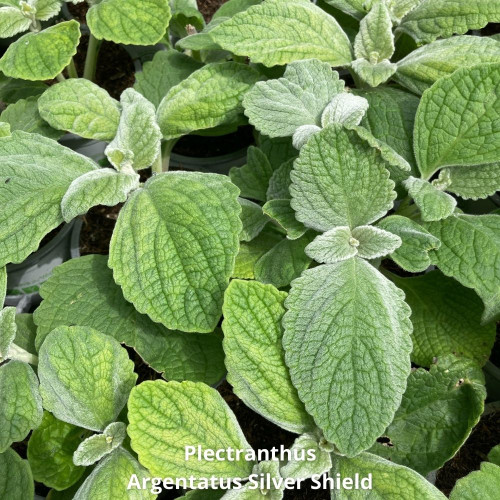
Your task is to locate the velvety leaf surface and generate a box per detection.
[28,411,86,491]
[157,62,260,139]
[209,0,352,67]
[38,78,120,141]
[449,462,500,500]
[351,58,397,88]
[0,448,34,500]
[444,163,500,200]
[305,226,358,264]
[283,259,412,456]
[109,172,241,333]
[395,36,500,95]
[87,0,171,45]
[0,267,6,307]
[0,6,32,38]
[239,198,269,242]
[0,360,42,452]
[262,199,306,240]
[33,255,226,384]
[0,21,80,80]
[352,225,401,259]
[38,326,137,432]
[424,214,500,323]
[291,125,396,231]
[415,63,500,179]
[0,131,96,267]
[222,280,313,433]
[320,93,369,128]
[372,355,485,475]
[0,306,16,361]
[0,73,47,103]
[128,381,255,478]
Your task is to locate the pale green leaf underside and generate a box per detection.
[444,163,500,200]
[0,307,16,361]
[398,0,500,43]
[38,326,137,432]
[371,355,485,475]
[0,131,96,267]
[450,462,500,500]
[109,172,242,333]
[0,360,42,453]
[209,0,353,67]
[61,168,139,223]
[128,381,255,479]
[33,255,227,385]
[377,215,440,273]
[0,21,80,80]
[321,93,369,128]
[134,50,203,108]
[38,78,120,141]
[331,452,446,499]
[73,448,154,500]
[291,125,396,231]
[73,422,127,466]
[27,411,86,491]
[424,214,500,323]
[157,62,260,140]
[395,36,500,95]
[415,63,500,179]
[0,448,34,500]
[222,280,313,434]
[283,258,412,456]
[106,88,161,172]
[243,59,345,137]
[0,267,6,307]
[262,199,307,240]
[87,0,171,45]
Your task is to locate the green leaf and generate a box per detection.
[354,0,394,62]
[0,360,42,452]
[222,280,313,433]
[280,433,332,480]
[128,380,255,478]
[266,158,294,201]
[377,215,440,272]
[180,489,224,500]
[106,94,160,173]
[0,267,6,308]
[385,0,422,22]
[262,199,307,240]
[283,259,412,456]
[28,411,86,491]
[38,326,137,431]
[322,0,366,19]
[292,124,321,150]
[351,58,397,88]
[61,169,139,223]
[73,422,127,466]
[255,232,314,289]
[392,271,496,368]
[0,131,96,267]
[239,198,269,242]
[169,0,204,38]
[34,255,227,384]
[488,445,500,466]
[73,448,154,500]
[403,176,457,222]
[291,125,396,231]
[38,78,121,141]
[87,0,171,45]
[0,307,16,362]
[134,50,203,108]
[230,146,274,202]
[157,62,260,140]
[450,462,500,500]
[14,314,37,357]
[0,448,34,500]
[109,172,241,333]
[33,0,63,21]
[443,163,500,200]
[243,60,346,137]
[372,355,485,475]
[209,0,352,67]
[395,36,500,96]
[259,135,297,171]
[415,63,500,179]
[0,122,10,137]
[305,226,358,264]
[353,225,402,259]
[424,214,500,323]
[398,0,500,43]
[0,21,80,80]
[331,452,446,499]
[0,6,32,38]
[0,96,62,139]
[320,93,369,128]
[0,72,47,103]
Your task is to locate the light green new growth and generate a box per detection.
[222,280,313,433]
[38,326,137,432]
[128,381,255,479]
[449,462,500,500]
[0,6,32,39]
[38,78,121,141]
[0,448,34,500]
[320,93,369,128]
[109,172,241,333]
[305,226,358,264]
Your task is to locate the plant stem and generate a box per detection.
[55,73,66,83]
[83,34,102,82]
[152,152,163,175]
[161,139,177,173]
[67,57,78,78]
[9,344,38,366]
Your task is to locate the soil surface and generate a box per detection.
[197,0,229,22]
[67,1,88,23]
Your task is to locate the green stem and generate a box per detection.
[83,34,102,82]
[161,139,177,173]
[67,57,78,78]
[55,73,66,83]
[9,344,38,366]
[151,152,163,175]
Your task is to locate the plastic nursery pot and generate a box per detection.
[170,148,247,174]
[5,219,82,311]
[59,133,108,165]
[484,361,500,402]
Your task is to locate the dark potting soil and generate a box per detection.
[79,204,122,255]
[38,224,63,249]
[197,0,229,22]
[67,1,88,23]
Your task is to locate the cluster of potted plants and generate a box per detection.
[0,0,499,498]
